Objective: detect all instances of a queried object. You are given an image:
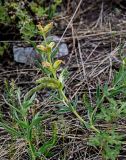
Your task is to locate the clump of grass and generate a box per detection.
[0,81,58,160]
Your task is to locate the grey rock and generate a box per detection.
[47,35,69,58]
[13,36,68,64]
[13,46,36,64]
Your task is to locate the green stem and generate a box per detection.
[89,96,105,133]
[59,89,86,125]
[59,89,68,103]
[51,68,57,79]
[43,33,47,46]
[90,95,105,124]
[45,50,51,65]
[28,140,36,160]
[37,31,100,133]
[72,108,85,125]
[90,123,100,133]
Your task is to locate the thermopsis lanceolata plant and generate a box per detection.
[25,22,90,130]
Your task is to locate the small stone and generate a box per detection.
[57,43,68,58]
[13,46,36,64]
[47,35,69,58]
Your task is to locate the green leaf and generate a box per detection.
[89,130,122,160]
[22,93,35,109]
[113,65,126,87]
[38,122,57,156]
[56,103,70,114]
[3,96,21,114]
[16,120,29,129]
[0,122,20,136]
[54,0,62,5]
[51,48,59,59]
[30,112,49,128]
[30,2,46,17]
[0,5,10,23]
[20,21,36,40]
[103,83,109,97]
[107,98,117,107]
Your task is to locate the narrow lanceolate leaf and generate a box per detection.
[36,77,63,89]
[53,60,64,70]
[0,122,19,136]
[17,120,29,129]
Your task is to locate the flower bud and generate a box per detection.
[42,61,52,68]
[37,24,44,32]
[44,22,53,33]
[37,44,47,52]
[48,42,55,49]
[53,60,64,70]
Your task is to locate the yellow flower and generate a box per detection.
[44,22,53,33]
[53,60,64,70]
[37,44,47,52]
[42,61,52,68]
[37,22,53,34]
[36,24,44,33]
